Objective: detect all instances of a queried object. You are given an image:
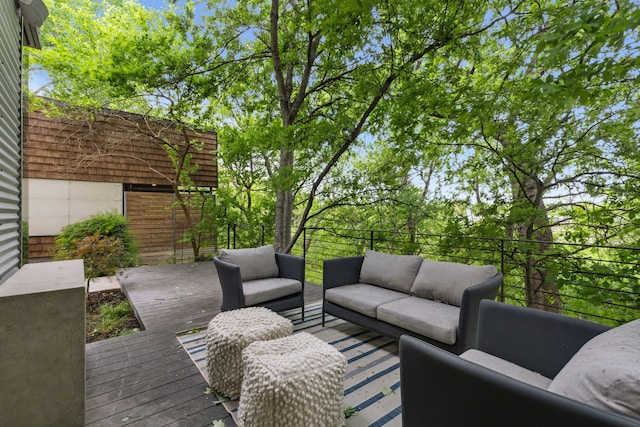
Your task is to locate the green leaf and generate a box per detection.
[344,406,358,418]
[381,386,394,396]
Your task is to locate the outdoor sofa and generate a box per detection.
[400,299,640,427]
[213,244,305,319]
[322,250,503,354]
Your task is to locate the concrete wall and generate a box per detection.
[0,260,85,426]
[25,178,123,236]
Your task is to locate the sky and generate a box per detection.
[139,0,168,9]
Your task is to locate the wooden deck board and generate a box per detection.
[86,364,198,404]
[85,260,323,426]
[86,350,192,393]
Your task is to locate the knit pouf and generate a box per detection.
[205,307,293,399]
[237,332,347,427]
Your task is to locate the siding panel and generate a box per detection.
[0,0,23,284]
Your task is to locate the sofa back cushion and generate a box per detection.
[359,250,423,293]
[548,318,640,419]
[410,260,497,306]
[218,244,279,281]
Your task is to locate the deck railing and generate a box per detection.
[212,224,640,326]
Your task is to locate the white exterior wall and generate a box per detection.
[25,178,123,235]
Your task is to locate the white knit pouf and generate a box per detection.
[237,332,347,427]
[205,307,293,399]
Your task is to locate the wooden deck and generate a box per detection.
[85,261,323,426]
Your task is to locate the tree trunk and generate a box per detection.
[173,187,201,259]
[270,0,294,253]
[171,135,201,259]
[518,223,563,313]
[274,146,293,252]
[511,179,563,313]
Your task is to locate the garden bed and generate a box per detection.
[86,289,141,343]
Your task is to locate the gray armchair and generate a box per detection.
[400,300,640,426]
[213,245,305,319]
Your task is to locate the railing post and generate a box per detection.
[226,224,231,249]
[233,224,237,249]
[370,230,374,251]
[500,239,505,302]
[262,225,265,246]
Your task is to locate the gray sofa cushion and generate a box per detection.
[325,284,409,318]
[359,250,423,293]
[377,296,460,345]
[243,278,302,306]
[410,260,497,306]
[461,349,552,390]
[219,244,279,281]
[548,318,640,419]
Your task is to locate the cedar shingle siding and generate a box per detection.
[25,109,217,186]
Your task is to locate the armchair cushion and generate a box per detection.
[410,260,497,306]
[242,277,303,306]
[548,318,640,419]
[461,349,552,390]
[218,244,279,281]
[359,250,423,293]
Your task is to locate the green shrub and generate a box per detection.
[54,211,138,279]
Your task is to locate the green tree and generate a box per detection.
[30,0,519,255]
[390,0,640,311]
[203,0,510,251]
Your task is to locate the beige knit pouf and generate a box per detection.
[237,332,347,427]
[205,307,293,399]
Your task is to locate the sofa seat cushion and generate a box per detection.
[219,245,279,281]
[410,260,498,306]
[359,250,423,293]
[243,278,302,306]
[325,284,409,318]
[548,318,640,419]
[377,297,459,345]
[461,349,552,390]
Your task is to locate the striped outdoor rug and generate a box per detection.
[176,301,402,426]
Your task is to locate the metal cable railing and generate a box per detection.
[194,224,640,326]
